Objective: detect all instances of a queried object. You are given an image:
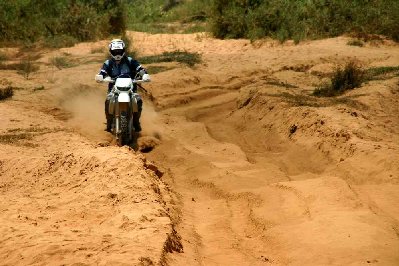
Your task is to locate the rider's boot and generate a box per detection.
[105,99,112,132]
[133,97,143,132]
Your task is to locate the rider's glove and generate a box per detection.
[95,74,104,83]
[138,69,146,76]
[142,74,151,82]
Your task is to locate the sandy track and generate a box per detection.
[1,32,399,265]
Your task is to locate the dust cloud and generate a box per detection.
[60,85,109,141]
[141,101,163,140]
[57,84,162,142]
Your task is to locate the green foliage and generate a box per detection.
[163,0,181,12]
[43,35,78,48]
[125,0,211,33]
[209,0,399,41]
[0,86,14,101]
[313,61,365,97]
[121,33,139,58]
[366,66,399,78]
[126,0,165,25]
[183,23,207,34]
[139,51,201,67]
[0,0,127,46]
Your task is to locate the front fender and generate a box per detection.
[118,92,130,103]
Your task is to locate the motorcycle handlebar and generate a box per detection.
[102,77,150,84]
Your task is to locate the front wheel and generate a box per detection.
[106,116,113,132]
[118,113,129,146]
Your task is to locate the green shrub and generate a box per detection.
[209,0,399,41]
[163,0,182,12]
[125,0,211,33]
[0,1,127,46]
[121,33,139,59]
[313,61,365,97]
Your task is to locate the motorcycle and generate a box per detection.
[101,74,150,146]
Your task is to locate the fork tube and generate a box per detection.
[129,92,133,116]
[115,94,120,134]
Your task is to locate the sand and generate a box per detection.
[0,32,399,265]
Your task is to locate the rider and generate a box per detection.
[95,39,150,132]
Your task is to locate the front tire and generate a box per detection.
[106,116,113,132]
[119,113,129,146]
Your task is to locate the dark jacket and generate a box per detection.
[98,56,146,91]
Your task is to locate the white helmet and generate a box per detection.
[109,39,126,61]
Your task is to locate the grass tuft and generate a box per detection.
[0,86,14,101]
[0,133,33,143]
[313,61,365,97]
[0,127,63,146]
[146,65,175,74]
[277,92,322,107]
[139,51,201,67]
[347,39,364,47]
[33,85,45,91]
[15,56,40,79]
[366,66,399,79]
[50,56,75,69]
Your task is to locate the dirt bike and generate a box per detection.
[102,74,150,146]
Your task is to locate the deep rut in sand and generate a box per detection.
[143,34,399,264]
[146,89,332,265]
[148,86,399,265]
